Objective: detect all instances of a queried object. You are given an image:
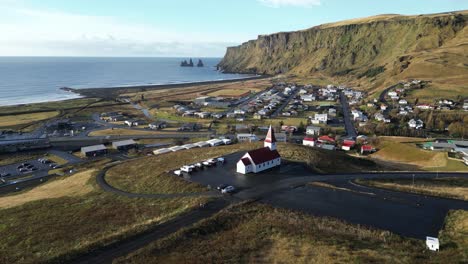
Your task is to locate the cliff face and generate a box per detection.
[218,11,468,83]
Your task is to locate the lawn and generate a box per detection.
[116,203,467,263]
[356,177,468,201]
[0,98,105,115]
[371,140,447,168]
[0,160,208,264]
[0,111,59,127]
[206,88,255,97]
[88,128,204,136]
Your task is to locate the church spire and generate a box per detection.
[264,125,277,150]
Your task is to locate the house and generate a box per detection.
[108,115,125,122]
[237,134,259,142]
[312,113,328,124]
[181,144,197,150]
[153,148,172,155]
[194,141,211,148]
[236,126,281,174]
[341,139,355,151]
[361,145,375,155]
[125,120,145,127]
[253,113,262,120]
[281,126,297,133]
[463,100,468,111]
[399,99,408,105]
[112,139,137,151]
[306,126,321,136]
[328,108,337,116]
[318,135,335,144]
[196,112,211,119]
[301,94,316,102]
[149,122,167,130]
[426,237,439,252]
[416,104,434,110]
[206,139,224,147]
[303,137,316,147]
[81,144,107,157]
[375,113,385,122]
[234,109,246,115]
[274,132,287,142]
[169,146,185,152]
[380,104,388,111]
[212,113,224,119]
[388,91,398,97]
[408,119,424,129]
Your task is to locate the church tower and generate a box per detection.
[264,125,277,151]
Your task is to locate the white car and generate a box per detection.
[217,157,225,163]
[173,170,182,176]
[221,186,235,194]
[202,161,211,166]
[180,166,192,173]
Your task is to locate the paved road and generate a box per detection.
[379,83,400,104]
[271,88,300,117]
[339,91,358,138]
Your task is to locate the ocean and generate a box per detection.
[0,57,252,106]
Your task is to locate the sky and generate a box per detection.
[0,0,467,57]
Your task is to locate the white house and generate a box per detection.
[426,237,439,252]
[237,134,259,142]
[236,126,281,174]
[408,119,424,129]
[306,126,321,136]
[388,91,398,97]
[303,137,316,147]
[399,99,408,105]
[301,94,316,102]
[312,113,328,124]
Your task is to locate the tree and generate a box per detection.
[298,121,305,133]
[448,122,465,138]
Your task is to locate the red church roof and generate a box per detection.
[264,125,277,143]
[240,158,251,165]
[247,147,280,165]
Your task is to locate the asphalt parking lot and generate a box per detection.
[0,160,51,180]
[179,152,311,190]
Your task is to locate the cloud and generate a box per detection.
[258,0,321,8]
[0,4,246,57]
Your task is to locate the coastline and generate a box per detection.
[62,75,268,99]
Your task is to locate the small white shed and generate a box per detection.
[426,237,439,251]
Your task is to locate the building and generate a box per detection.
[312,113,328,124]
[301,94,315,102]
[112,139,138,151]
[361,145,375,155]
[169,146,185,152]
[426,237,439,252]
[194,141,211,148]
[149,122,167,130]
[408,119,424,129]
[275,132,287,142]
[81,144,107,157]
[206,139,224,147]
[303,137,316,147]
[153,148,172,155]
[318,135,335,144]
[341,139,355,151]
[306,126,321,136]
[236,126,281,174]
[237,134,259,143]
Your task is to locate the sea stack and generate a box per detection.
[197,59,204,67]
[180,59,194,67]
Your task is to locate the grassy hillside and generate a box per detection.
[116,203,467,263]
[219,11,468,98]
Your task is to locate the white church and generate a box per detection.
[236,125,281,174]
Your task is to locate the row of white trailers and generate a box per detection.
[153,138,232,155]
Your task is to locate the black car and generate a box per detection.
[216,184,229,191]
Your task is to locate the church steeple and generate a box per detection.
[264,125,277,151]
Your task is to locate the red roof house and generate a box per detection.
[318,135,335,144]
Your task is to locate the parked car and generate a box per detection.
[217,157,225,163]
[180,166,192,173]
[216,184,229,191]
[30,167,38,171]
[174,170,182,176]
[221,186,235,194]
[202,161,211,166]
[19,168,28,173]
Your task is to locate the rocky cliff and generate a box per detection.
[218,11,468,93]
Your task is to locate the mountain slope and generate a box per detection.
[219,11,468,97]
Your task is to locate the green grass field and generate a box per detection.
[116,203,468,263]
[356,177,468,201]
[0,111,59,128]
[0,160,209,264]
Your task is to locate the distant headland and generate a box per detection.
[180,58,204,67]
